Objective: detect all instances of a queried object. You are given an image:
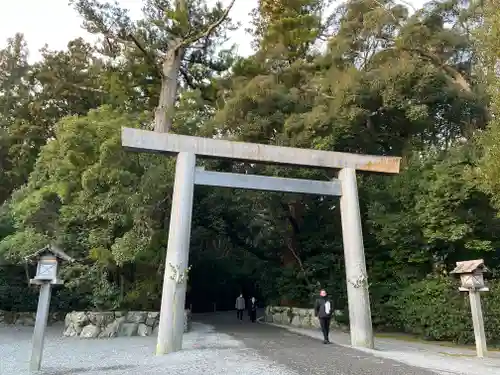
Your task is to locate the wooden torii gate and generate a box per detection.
[121,127,401,354]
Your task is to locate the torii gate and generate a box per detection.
[121,127,401,355]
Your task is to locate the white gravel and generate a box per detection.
[0,322,298,375]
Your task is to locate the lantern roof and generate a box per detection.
[24,244,75,264]
[451,259,488,275]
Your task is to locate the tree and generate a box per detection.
[0,107,177,309]
[478,0,500,206]
[3,2,500,340]
[317,0,486,155]
[32,39,109,121]
[0,34,33,204]
[204,0,490,307]
[0,35,123,206]
[0,34,31,128]
[252,0,328,63]
[73,0,237,133]
[367,143,500,277]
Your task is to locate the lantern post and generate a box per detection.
[25,245,74,372]
[451,259,489,358]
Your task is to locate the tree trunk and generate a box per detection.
[282,201,302,268]
[280,199,312,306]
[154,46,184,133]
[154,0,187,133]
[151,0,235,133]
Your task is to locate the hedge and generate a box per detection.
[372,275,500,345]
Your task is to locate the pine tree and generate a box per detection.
[73,0,237,132]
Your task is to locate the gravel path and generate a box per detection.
[274,323,500,375]
[197,312,439,375]
[0,322,297,375]
[2,313,468,375]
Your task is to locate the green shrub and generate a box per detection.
[388,276,473,343]
[373,275,500,345]
[370,280,405,331]
[0,265,91,312]
[0,266,38,311]
[481,280,500,345]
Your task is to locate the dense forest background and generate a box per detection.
[1,0,500,345]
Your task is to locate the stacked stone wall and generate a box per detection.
[264,306,344,330]
[0,309,192,338]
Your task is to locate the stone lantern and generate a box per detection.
[451,259,489,292]
[25,244,74,372]
[450,259,489,358]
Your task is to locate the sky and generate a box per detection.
[0,0,427,62]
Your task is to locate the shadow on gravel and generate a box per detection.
[43,364,137,374]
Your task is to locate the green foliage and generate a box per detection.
[478,1,500,209]
[253,0,326,61]
[388,276,471,342]
[73,0,238,108]
[0,34,128,207]
[374,276,500,345]
[2,0,500,347]
[367,143,500,275]
[0,266,37,312]
[0,106,176,310]
[0,265,89,312]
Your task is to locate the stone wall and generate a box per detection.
[0,310,64,326]
[264,306,343,330]
[63,310,192,338]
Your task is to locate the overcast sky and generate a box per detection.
[0,0,428,62]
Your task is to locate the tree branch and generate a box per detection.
[399,46,471,92]
[65,82,107,93]
[286,238,313,287]
[127,33,151,59]
[279,201,313,286]
[178,68,212,102]
[379,34,472,93]
[179,0,236,48]
[179,67,197,90]
[127,33,161,76]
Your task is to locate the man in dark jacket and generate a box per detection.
[235,294,246,320]
[248,296,257,322]
[314,289,333,344]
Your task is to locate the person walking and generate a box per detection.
[235,294,245,320]
[248,296,257,322]
[314,289,333,344]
